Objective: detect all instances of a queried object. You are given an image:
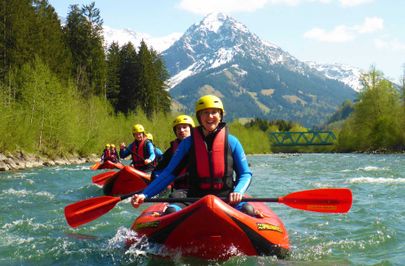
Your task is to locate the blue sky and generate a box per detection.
[49,0,404,83]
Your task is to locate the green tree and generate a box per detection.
[32,0,72,82]
[117,42,138,114]
[338,67,403,151]
[0,0,36,83]
[64,2,106,97]
[150,49,171,114]
[105,42,121,109]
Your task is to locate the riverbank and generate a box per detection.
[0,151,99,171]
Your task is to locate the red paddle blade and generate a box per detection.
[280,188,352,213]
[92,171,117,186]
[64,196,120,228]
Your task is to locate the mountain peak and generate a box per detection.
[199,13,229,33]
[194,12,249,35]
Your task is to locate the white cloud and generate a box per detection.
[340,0,374,7]
[304,26,354,42]
[178,0,333,14]
[178,0,267,15]
[354,17,383,33]
[304,17,383,43]
[374,38,405,51]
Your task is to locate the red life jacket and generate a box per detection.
[170,139,188,189]
[188,125,234,196]
[103,149,111,161]
[131,139,146,168]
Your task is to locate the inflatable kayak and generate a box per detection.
[90,160,124,170]
[102,166,150,196]
[128,195,289,260]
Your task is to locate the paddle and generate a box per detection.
[92,171,117,186]
[90,162,101,170]
[64,188,352,228]
[144,188,352,213]
[65,191,141,228]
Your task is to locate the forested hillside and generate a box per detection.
[0,1,172,156]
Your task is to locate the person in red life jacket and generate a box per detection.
[109,144,120,163]
[131,95,263,217]
[119,124,156,173]
[100,144,111,162]
[152,115,195,190]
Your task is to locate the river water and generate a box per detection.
[0,153,404,265]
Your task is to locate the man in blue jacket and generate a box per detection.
[120,124,156,173]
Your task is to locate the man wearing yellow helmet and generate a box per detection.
[120,124,156,173]
[100,144,112,162]
[132,95,261,217]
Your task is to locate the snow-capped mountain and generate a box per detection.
[102,13,359,126]
[162,13,312,89]
[306,62,364,92]
[160,13,356,126]
[103,25,181,53]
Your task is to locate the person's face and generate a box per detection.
[134,132,144,141]
[175,124,191,140]
[199,108,221,133]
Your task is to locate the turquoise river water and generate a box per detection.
[0,153,404,265]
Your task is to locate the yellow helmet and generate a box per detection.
[146,133,153,141]
[111,144,116,148]
[172,115,195,129]
[105,144,110,148]
[132,124,145,133]
[195,95,224,113]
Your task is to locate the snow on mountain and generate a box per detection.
[103,25,181,53]
[306,62,364,92]
[102,13,362,93]
[163,13,310,89]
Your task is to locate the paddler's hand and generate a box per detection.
[131,194,146,208]
[144,159,152,165]
[229,192,243,205]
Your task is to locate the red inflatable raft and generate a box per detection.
[90,160,124,170]
[129,195,289,260]
[102,166,150,196]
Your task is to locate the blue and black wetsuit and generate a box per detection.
[142,123,252,210]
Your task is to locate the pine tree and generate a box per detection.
[136,40,170,117]
[117,42,138,114]
[106,42,121,110]
[151,49,171,114]
[137,40,156,118]
[0,0,36,83]
[32,0,72,82]
[63,2,106,98]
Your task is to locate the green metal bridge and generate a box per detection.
[269,131,337,146]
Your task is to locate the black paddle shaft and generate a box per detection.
[144,197,279,203]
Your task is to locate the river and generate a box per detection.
[0,153,404,265]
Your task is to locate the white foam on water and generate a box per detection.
[357,166,387,171]
[1,188,55,199]
[0,234,35,246]
[2,218,54,231]
[347,177,405,184]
